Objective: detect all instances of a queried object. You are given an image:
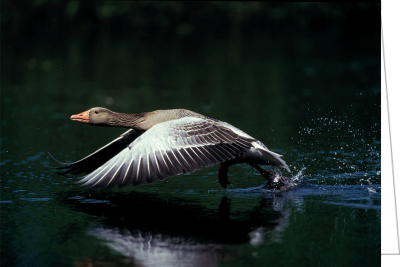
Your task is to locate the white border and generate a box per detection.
[381,1,400,258]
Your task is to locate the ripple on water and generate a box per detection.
[80,199,110,204]
[19,198,52,202]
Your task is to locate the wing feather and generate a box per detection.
[134,157,145,186]
[119,158,134,188]
[49,129,145,175]
[66,117,258,189]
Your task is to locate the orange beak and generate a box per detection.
[70,110,90,123]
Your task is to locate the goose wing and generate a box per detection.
[49,129,144,175]
[76,117,256,189]
[207,121,291,172]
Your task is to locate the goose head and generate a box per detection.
[70,107,114,126]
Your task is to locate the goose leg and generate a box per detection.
[217,154,245,189]
[249,163,289,184]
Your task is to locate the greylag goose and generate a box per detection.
[50,107,290,189]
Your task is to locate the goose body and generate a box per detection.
[51,107,290,189]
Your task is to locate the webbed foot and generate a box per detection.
[249,163,289,185]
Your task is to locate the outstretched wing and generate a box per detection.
[49,129,145,175]
[76,117,256,189]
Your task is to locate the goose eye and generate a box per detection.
[94,110,99,114]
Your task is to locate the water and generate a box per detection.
[1,3,380,267]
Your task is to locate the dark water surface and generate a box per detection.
[1,3,380,267]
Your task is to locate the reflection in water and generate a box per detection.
[88,215,287,267]
[64,191,294,266]
[89,227,227,267]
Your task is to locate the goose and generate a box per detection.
[50,107,290,189]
